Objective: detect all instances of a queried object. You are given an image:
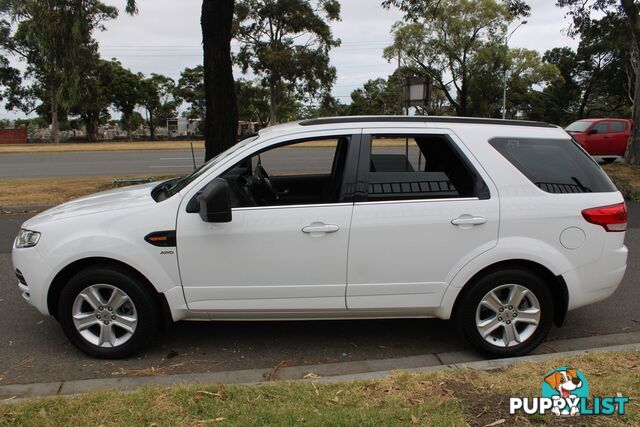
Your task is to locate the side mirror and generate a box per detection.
[587,128,598,135]
[198,178,232,223]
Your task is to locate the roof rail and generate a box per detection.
[298,116,556,129]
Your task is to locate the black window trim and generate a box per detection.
[355,132,491,203]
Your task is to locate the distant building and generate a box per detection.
[167,118,202,137]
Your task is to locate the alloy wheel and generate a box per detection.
[71,284,138,348]
[475,284,541,348]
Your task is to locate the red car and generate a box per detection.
[565,118,632,162]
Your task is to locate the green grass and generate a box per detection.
[1,351,638,426]
[603,163,640,201]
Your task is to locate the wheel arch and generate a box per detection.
[47,257,172,326]
[451,259,569,327]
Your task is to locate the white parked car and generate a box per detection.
[13,116,628,359]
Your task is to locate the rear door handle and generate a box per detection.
[451,215,487,227]
[302,222,340,235]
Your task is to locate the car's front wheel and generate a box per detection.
[455,269,554,358]
[58,266,159,358]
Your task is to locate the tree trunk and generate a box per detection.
[269,80,278,125]
[202,0,238,161]
[149,110,156,141]
[627,57,640,164]
[85,113,99,142]
[51,93,60,144]
[124,111,132,142]
[621,0,640,165]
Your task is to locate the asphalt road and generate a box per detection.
[0,204,638,385]
[0,148,340,178]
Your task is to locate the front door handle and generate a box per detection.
[451,215,487,227]
[302,222,340,235]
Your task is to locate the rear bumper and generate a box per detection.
[562,244,628,311]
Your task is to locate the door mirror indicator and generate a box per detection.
[198,178,232,223]
[587,128,598,135]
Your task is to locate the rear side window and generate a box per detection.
[610,121,628,132]
[366,135,487,201]
[489,138,616,194]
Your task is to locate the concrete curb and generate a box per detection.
[1,338,639,402]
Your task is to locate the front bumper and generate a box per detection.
[11,245,52,316]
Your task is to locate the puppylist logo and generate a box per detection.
[509,366,629,417]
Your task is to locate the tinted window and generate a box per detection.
[221,137,351,207]
[610,121,628,132]
[489,138,616,194]
[366,135,485,201]
[592,121,609,134]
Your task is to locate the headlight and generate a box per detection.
[15,229,41,248]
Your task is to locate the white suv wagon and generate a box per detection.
[13,116,628,359]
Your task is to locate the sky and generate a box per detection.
[2,0,580,119]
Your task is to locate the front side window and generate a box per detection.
[365,135,485,201]
[592,121,610,134]
[489,137,616,194]
[220,137,351,207]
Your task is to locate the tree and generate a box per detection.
[70,59,114,141]
[557,0,640,164]
[127,0,238,159]
[383,0,517,116]
[0,0,134,143]
[348,78,403,115]
[176,66,206,120]
[0,20,21,110]
[234,0,341,124]
[202,0,239,160]
[106,60,143,141]
[140,74,180,140]
[526,47,582,124]
[309,92,349,117]
[236,79,271,125]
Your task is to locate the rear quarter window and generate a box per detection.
[489,137,617,194]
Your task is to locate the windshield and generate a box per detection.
[154,136,258,200]
[565,121,592,132]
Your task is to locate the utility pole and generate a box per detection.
[502,20,527,120]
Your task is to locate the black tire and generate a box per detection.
[455,269,554,358]
[58,266,159,359]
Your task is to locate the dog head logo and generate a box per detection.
[545,369,582,398]
[542,367,589,416]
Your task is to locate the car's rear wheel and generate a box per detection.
[455,269,554,358]
[58,266,159,359]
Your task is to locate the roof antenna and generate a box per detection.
[190,142,197,170]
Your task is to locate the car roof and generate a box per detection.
[257,115,560,139]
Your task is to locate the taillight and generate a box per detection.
[581,202,627,232]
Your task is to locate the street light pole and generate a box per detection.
[502,20,527,120]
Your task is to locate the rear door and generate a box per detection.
[345,129,499,312]
[608,120,630,156]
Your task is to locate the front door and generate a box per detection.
[586,121,610,155]
[346,130,499,311]
[177,133,360,314]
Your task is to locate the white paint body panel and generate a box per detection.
[11,118,627,327]
[177,203,353,311]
